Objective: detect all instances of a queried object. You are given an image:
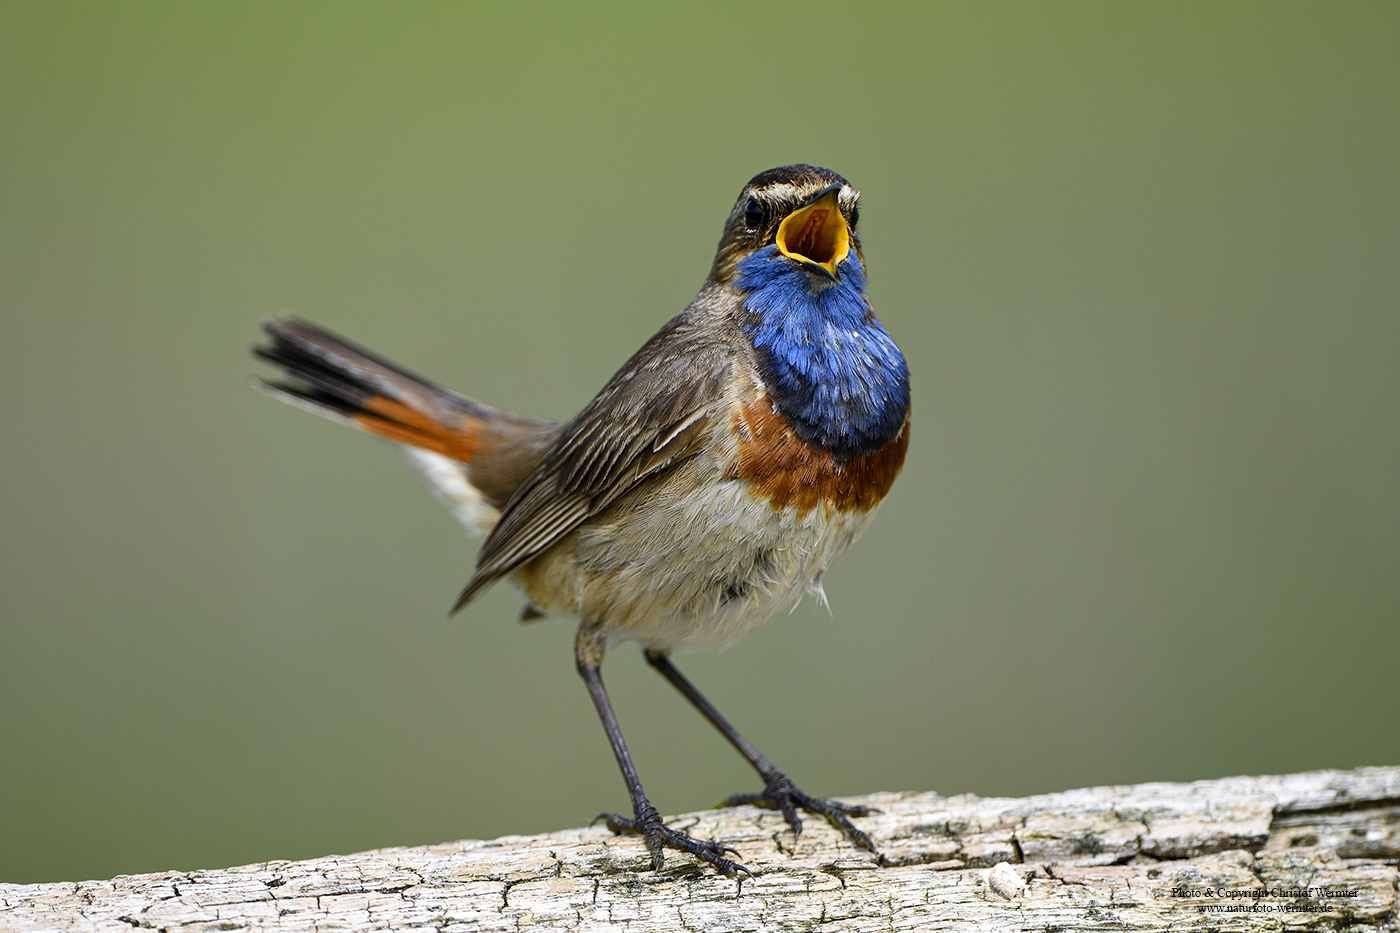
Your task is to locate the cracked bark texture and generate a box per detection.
[3,767,1397,932]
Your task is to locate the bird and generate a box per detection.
[252,164,910,876]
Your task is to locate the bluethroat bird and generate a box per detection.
[253,165,910,875]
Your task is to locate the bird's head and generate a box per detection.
[710,165,863,288]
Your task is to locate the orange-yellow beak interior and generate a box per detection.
[775,189,850,280]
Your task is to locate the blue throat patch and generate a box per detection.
[736,246,910,461]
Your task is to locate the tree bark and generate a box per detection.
[4,767,1397,931]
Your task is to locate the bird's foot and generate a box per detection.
[596,802,751,876]
[724,772,879,853]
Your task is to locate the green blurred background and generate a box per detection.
[2,2,1396,885]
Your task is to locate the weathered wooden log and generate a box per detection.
[3,767,1397,931]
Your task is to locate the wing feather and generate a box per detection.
[452,314,736,610]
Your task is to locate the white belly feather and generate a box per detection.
[398,433,878,653]
[517,452,876,652]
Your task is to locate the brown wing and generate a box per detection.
[452,313,736,610]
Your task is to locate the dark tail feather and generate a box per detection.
[253,317,562,602]
[254,317,511,462]
[255,317,498,420]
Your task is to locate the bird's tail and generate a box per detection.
[253,317,557,534]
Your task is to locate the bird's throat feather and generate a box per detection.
[736,247,910,462]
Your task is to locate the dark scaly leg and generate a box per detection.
[644,649,877,853]
[575,629,748,875]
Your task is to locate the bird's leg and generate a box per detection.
[575,630,748,875]
[643,649,877,853]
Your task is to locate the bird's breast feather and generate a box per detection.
[728,393,909,514]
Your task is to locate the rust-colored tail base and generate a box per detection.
[254,317,560,606]
[254,318,495,464]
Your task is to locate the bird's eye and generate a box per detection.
[849,204,860,229]
[743,197,763,229]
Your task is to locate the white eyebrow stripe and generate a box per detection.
[752,182,804,201]
[750,182,860,210]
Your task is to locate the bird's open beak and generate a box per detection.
[775,183,850,281]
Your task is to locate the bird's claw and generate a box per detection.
[597,806,751,876]
[724,773,879,853]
